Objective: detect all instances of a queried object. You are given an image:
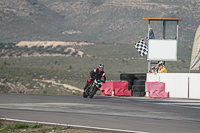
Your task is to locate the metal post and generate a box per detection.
[147,20,151,71]
[148,20,150,39]
[188,77,190,99]
[177,21,179,40]
[163,21,166,39]
[148,60,151,72]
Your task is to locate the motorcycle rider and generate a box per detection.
[83,64,106,91]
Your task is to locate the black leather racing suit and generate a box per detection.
[90,68,106,83]
[83,68,106,90]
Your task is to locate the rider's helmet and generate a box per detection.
[99,64,104,71]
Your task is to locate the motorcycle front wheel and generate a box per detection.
[89,86,97,98]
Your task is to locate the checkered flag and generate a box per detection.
[135,40,148,56]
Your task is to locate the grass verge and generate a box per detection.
[0,121,69,133]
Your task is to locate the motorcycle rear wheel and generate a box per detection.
[83,84,91,98]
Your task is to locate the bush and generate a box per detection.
[63,49,71,55]
[0,122,44,133]
[20,46,29,51]
[91,0,104,6]
[28,51,34,55]
[30,124,43,129]
[59,47,65,54]
[69,65,72,69]
[14,123,29,129]
[71,51,78,56]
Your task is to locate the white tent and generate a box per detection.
[190,25,200,70]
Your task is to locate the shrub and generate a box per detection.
[30,124,43,129]
[71,51,78,56]
[69,65,72,69]
[13,123,29,129]
[63,49,71,55]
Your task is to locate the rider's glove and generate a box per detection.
[101,80,105,83]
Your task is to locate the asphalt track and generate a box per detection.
[0,94,200,133]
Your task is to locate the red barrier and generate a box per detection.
[145,82,165,92]
[112,81,130,96]
[149,90,169,99]
[100,81,131,96]
[101,90,106,96]
[100,81,112,96]
[145,82,169,99]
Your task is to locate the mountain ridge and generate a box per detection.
[0,0,199,45]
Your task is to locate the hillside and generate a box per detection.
[0,0,200,45]
[0,41,193,94]
[0,0,66,42]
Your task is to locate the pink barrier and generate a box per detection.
[113,81,130,96]
[145,82,169,99]
[101,90,106,96]
[149,90,169,99]
[100,81,112,96]
[114,88,131,96]
[100,81,131,96]
[145,82,165,92]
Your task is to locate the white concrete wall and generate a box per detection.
[159,74,189,98]
[146,74,160,82]
[146,73,200,99]
[189,74,200,99]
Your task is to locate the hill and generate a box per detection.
[0,42,193,95]
[0,0,200,45]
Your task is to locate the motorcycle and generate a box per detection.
[83,79,101,98]
[83,80,92,98]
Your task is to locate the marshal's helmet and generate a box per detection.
[99,64,104,71]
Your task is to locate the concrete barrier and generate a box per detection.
[146,73,200,99]
[159,73,189,98]
[189,74,200,99]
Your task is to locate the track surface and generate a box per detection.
[0,94,200,133]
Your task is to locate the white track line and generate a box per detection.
[0,118,150,133]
